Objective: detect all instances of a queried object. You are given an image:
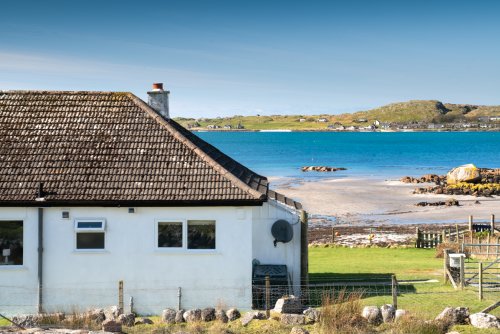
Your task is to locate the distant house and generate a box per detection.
[298,118,306,122]
[491,116,500,122]
[207,124,221,129]
[317,118,328,122]
[0,84,305,315]
[427,123,444,129]
[355,118,368,123]
[373,120,381,127]
[223,124,232,129]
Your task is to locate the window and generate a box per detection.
[75,220,105,250]
[157,220,216,250]
[0,221,23,265]
[188,220,215,250]
[158,222,183,248]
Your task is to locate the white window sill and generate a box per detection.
[155,249,220,255]
[73,250,109,254]
[0,265,28,271]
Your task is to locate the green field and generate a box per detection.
[309,246,500,320]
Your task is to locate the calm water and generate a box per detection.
[197,132,500,179]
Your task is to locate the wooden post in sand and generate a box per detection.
[491,214,496,234]
[469,215,473,232]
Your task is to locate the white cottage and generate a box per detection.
[0,84,307,316]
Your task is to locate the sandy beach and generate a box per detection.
[271,176,499,245]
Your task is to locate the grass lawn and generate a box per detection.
[309,246,500,319]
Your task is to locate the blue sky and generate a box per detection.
[1,1,500,117]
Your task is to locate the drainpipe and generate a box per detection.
[37,207,43,314]
[36,183,45,314]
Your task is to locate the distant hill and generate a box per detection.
[174,100,500,130]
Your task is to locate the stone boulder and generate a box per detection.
[215,309,228,323]
[303,307,320,323]
[469,313,500,329]
[175,309,185,323]
[201,307,216,322]
[435,307,469,325]
[395,309,409,322]
[274,295,303,314]
[290,327,309,334]
[134,317,154,325]
[226,308,241,321]
[240,312,256,327]
[161,308,177,324]
[117,313,135,327]
[280,314,305,326]
[11,315,42,328]
[381,304,396,323]
[87,308,106,324]
[102,319,122,332]
[104,306,121,321]
[183,309,201,323]
[361,306,382,325]
[447,164,481,185]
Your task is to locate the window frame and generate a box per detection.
[155,219,216,252]
[0,219,24,267]
[74,218,106,251]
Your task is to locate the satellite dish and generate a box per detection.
[271,219,293,247]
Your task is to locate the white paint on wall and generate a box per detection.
[0,203,301,316]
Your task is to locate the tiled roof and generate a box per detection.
[0,90,282,206]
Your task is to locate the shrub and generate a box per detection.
[318,289,369,334]
[435,242,460,258]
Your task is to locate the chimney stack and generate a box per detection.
[147,83,170,118]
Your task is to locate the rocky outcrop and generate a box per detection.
[134,317,154,325]
[469,312,500,329]
[415,199,459,207]
[400,174,443,184]
[447,164,481,185]
[301,166,347,172]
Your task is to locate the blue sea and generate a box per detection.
[197,132,500,180]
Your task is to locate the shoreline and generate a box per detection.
[271,175,499,227]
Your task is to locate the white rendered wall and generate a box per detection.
[251,202,301,291]
[0,208,39,315]
[0,206,255,315]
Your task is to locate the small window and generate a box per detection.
[188,220,215,250]
[0,221,23,265]
[158,222,183,248]
[75,220,105,250]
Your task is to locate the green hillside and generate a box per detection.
[174,100,500,130]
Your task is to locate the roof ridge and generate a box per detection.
[126,93,268,201]
[0,90,128,95]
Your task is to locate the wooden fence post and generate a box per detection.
[469,215,473,244]
[455,224,459,243]
[391,275,398,310]
[478,262,483,300]
[118,280,124,313]
[332,227,335,244]
[265,275,271,318]
[491,214,496,234]
[459,256,465,290]
[415,227,421,248]
[300,210,309,287]
[443,249,450,284]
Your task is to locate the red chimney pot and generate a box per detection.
[152,83,163,90]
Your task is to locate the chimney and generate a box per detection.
[147,83,170,118]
